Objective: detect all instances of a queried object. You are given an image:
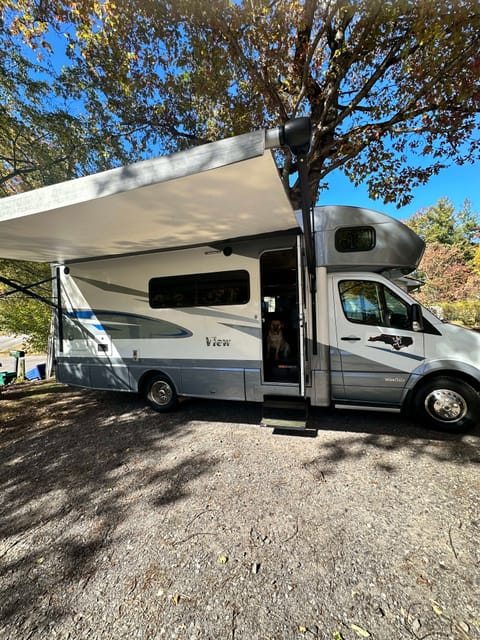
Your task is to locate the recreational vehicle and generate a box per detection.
[1,119,479,433]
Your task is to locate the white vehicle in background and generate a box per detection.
[1,118,479,433]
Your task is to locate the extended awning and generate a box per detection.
[0,125,301,263]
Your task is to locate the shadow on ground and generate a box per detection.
[0,382,218,627]
[0,380,478,632]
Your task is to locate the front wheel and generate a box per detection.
[411,376,480,432]
[145,374,178,412]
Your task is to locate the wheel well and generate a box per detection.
[406,369,480,408]
[138,370,176,396]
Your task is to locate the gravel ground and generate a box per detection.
[0,380,479,640]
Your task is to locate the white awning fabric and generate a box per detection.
[0,129,297,263]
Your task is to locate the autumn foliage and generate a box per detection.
[414,244,480,307]
[1,0,479,207]
[406,198,480,321]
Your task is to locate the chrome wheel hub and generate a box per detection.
[150,381,173,406]
[424,388,467,422]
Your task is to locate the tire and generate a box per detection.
[145,374,178,412]
[412,376,480,432]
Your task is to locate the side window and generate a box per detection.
[339,280,411,329]
[339,281,385,325]
[149,270,250,308]
[384,287,410,329]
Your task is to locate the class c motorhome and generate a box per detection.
[1,119,479,433]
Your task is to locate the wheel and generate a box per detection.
[412,376,480,432]
[145,374,178,412]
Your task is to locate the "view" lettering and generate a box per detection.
[206,337,231,347]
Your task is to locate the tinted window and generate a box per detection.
[339,280,385,325]
[149,270,250,308]
[383,287,410,329]
[339,280,410,328]
[335,226,375,252]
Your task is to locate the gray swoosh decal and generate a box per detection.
[367,345,425,361]
[181,307,255,323]
[75,276,147,299]
[219,323,261,338]
[66,310,192,339]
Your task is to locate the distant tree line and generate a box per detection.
[405,197,480,325]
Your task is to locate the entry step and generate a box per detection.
[261,396,316,436]
[263,397,306,410]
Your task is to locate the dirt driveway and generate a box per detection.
[0,381,479,640]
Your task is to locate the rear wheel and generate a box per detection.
[145,374,178,412]
[412,376,480,432]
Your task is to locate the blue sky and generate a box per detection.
[321,160,480,223]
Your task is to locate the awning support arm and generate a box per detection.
[277,117,318,356]
[0,275,56,308]
[0,272,65,353]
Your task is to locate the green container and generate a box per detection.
[9,350,25,358]
[0,371,17,386]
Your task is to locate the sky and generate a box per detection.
[321,159,480,223]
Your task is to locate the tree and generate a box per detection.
[0,16,136,349]
[474,245,480,276]
[406,197,479,262]
[413,243,480,308]
[405,198,480,315]
[2,0,479,207]
[2,2,480,345]
[0,16,135,195]
[0,260,52,352]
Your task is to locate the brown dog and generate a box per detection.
[266,319,291,360]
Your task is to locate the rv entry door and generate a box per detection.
[261,243,306,391]
[296,235,308,397]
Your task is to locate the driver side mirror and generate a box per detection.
[410,303,424,332]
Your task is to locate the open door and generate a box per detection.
[260,239,308,395]
[296,235,308,397]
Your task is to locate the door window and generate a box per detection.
[339,280,410,329]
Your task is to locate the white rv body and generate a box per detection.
[1,121,479,432]
[57,234,295,401]
[53,205,480,432]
